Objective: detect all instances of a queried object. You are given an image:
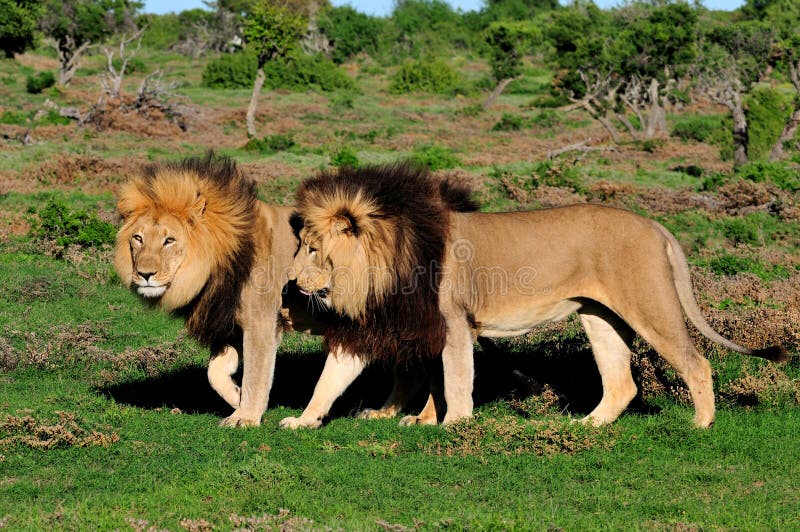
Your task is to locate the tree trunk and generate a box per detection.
[246,66,266,139]
[483,77,516,109]
[645,78,666,139]
[769,107,800,162]
[730,93,748,167]
[57,38,91,86]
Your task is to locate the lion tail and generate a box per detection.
[656,222,789,363]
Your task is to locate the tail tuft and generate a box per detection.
[752,345,790,363]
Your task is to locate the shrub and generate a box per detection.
[264,51,356,92]
[0,110,29,125]
[202,51,257,89]
[33,199,116,251]
[331,146,360,168]
[25,71,56,94]
[531,109,562,129]
[319,5,384,64]
[671,114,725,143]
[243,133,296,154]
[408,144,461,171]
[492,112,525,131]
[736,161,800,192]
[389,58,464,95]
[532,160,583,192]
[203,50,355,92]
[745,87,792,161]
[112,56,147,75]
[705,253,790,281]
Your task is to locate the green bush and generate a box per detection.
[202,51,257,89]
[720,212,781,246]
[265,51,356,92]
[331,146,360,168]
[33,199,116,251]
[532,160,583,192]
[531,109,562,129]
[243,133,296,154]
[705,253,790,281]
[112,56,147,75]
[203,51,355,92]
[736,161,800,192]
[745,87,792,161]
[0,110,29,125]
[389,58,464,95]
[407,144,461,171]
[25,71,56,94]
[671,114,725,143]
[492,112,525,131]
[319,5,384,64]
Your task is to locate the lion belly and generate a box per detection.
[476,298,583,337]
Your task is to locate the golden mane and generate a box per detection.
[295,163,477,363]
[114,153,258,348]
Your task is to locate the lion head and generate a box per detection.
[114,153,258,347]
[290,163,476,362]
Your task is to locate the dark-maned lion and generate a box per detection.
[287,167,788,428]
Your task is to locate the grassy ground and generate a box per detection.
[1,45,799,530]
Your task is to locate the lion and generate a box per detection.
[286,167,788,429]
[113,153,344,427]
[115,155,474,428]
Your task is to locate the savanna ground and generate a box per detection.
[1,46,799,530]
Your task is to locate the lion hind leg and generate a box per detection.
[359,364,425,420]
[208,345,241,409]
[579,306,637,426]
[399,393,439,426]
[617,297,715,429]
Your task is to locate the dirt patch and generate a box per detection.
[0,411,118,450]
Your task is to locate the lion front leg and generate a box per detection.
[441,316,475,425]
[208,345,241,409]
[280,348,366,429]
[219,322,281,428]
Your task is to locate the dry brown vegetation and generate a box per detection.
[0,411,119,450]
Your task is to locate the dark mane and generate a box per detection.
[149,153,258,350]
[297,162,478,364]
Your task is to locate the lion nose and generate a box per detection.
[138,271,155,281]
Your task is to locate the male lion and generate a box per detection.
[287,167,788,429]
[115,155,473,428]
[114,153,345,427]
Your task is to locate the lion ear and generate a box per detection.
[331,213,358,236]
[191,194,207,218]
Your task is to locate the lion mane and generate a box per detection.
[115,153,258,349]
[295,163,476,364]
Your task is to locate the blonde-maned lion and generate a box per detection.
[287,167,788,429]
[113,153,350,427]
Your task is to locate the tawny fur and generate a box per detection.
[290,169,788,429]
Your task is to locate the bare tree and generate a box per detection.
[567,70,623,144]
[100,28,146,99]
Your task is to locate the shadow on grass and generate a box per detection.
[98,337,660,420]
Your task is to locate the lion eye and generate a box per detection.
[132,234,143,244]
[164,236,176,246]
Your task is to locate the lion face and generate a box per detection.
[290,228,334,302]
[289,223,376,319]
[115,210,212,311]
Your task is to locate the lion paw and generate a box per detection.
[357,408,396,420]
[278,416,322,430]
[219,412,262,428]
[442,412,472,426]
[399,415,437,426]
